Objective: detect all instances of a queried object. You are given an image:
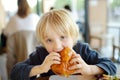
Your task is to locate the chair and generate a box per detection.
[89,22,105,51]
[88,0,109,52]
[112,44,120,62]
[90,34,114,52]
[6,30,39,78]
[90,35,102,51]
[89,22,114,53]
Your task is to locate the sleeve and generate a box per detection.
[79,43,117,76]
[10,52,39,80]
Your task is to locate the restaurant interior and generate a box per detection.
[0,0,120,80]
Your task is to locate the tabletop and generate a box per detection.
[36,74,120,80]
[36,75,97,80]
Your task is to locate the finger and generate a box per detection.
[73,69,82,74]
[49,52,61,57]
[45,57,61,66]
[75,54,81,58]
[52,60,61,64]
[45,54,61,64]
[71,49,76,55]
[68,51,73,57]
[51,56,61,61]
[71,54,81,60]
[69,64,82,70]
[70,57,80,64]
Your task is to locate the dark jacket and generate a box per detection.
[11,42,116,80]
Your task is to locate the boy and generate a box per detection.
[11,9,116,80]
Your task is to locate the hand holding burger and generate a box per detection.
[51,47,76,77]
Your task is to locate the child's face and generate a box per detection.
[42,26,74,53]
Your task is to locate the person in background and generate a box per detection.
[64,4,84,41]
[64,4,79,22]
[0,0,8,80]
[11,9,116,80]
[50,7,55,10]
[3,0,39,37]
[64,4,72,11]
[2,0,39,79]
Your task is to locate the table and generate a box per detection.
[36,75,97,80]
[36,75,120,80]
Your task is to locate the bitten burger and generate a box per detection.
[51,47,76,77]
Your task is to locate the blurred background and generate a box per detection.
[0,0,120,80]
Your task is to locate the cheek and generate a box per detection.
[45,46,53,53]
[63,38,74,48]
[43,42,53,53]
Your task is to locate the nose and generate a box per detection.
[53,40,62,52]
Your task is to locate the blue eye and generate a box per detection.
[46,39,52,43]
[60,36,66,40]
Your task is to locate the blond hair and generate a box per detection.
[36,9,80,46]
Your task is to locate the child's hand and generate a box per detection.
[41,52,61,73]
[69,53,92,76]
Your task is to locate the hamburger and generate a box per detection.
[51,47,75,77]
